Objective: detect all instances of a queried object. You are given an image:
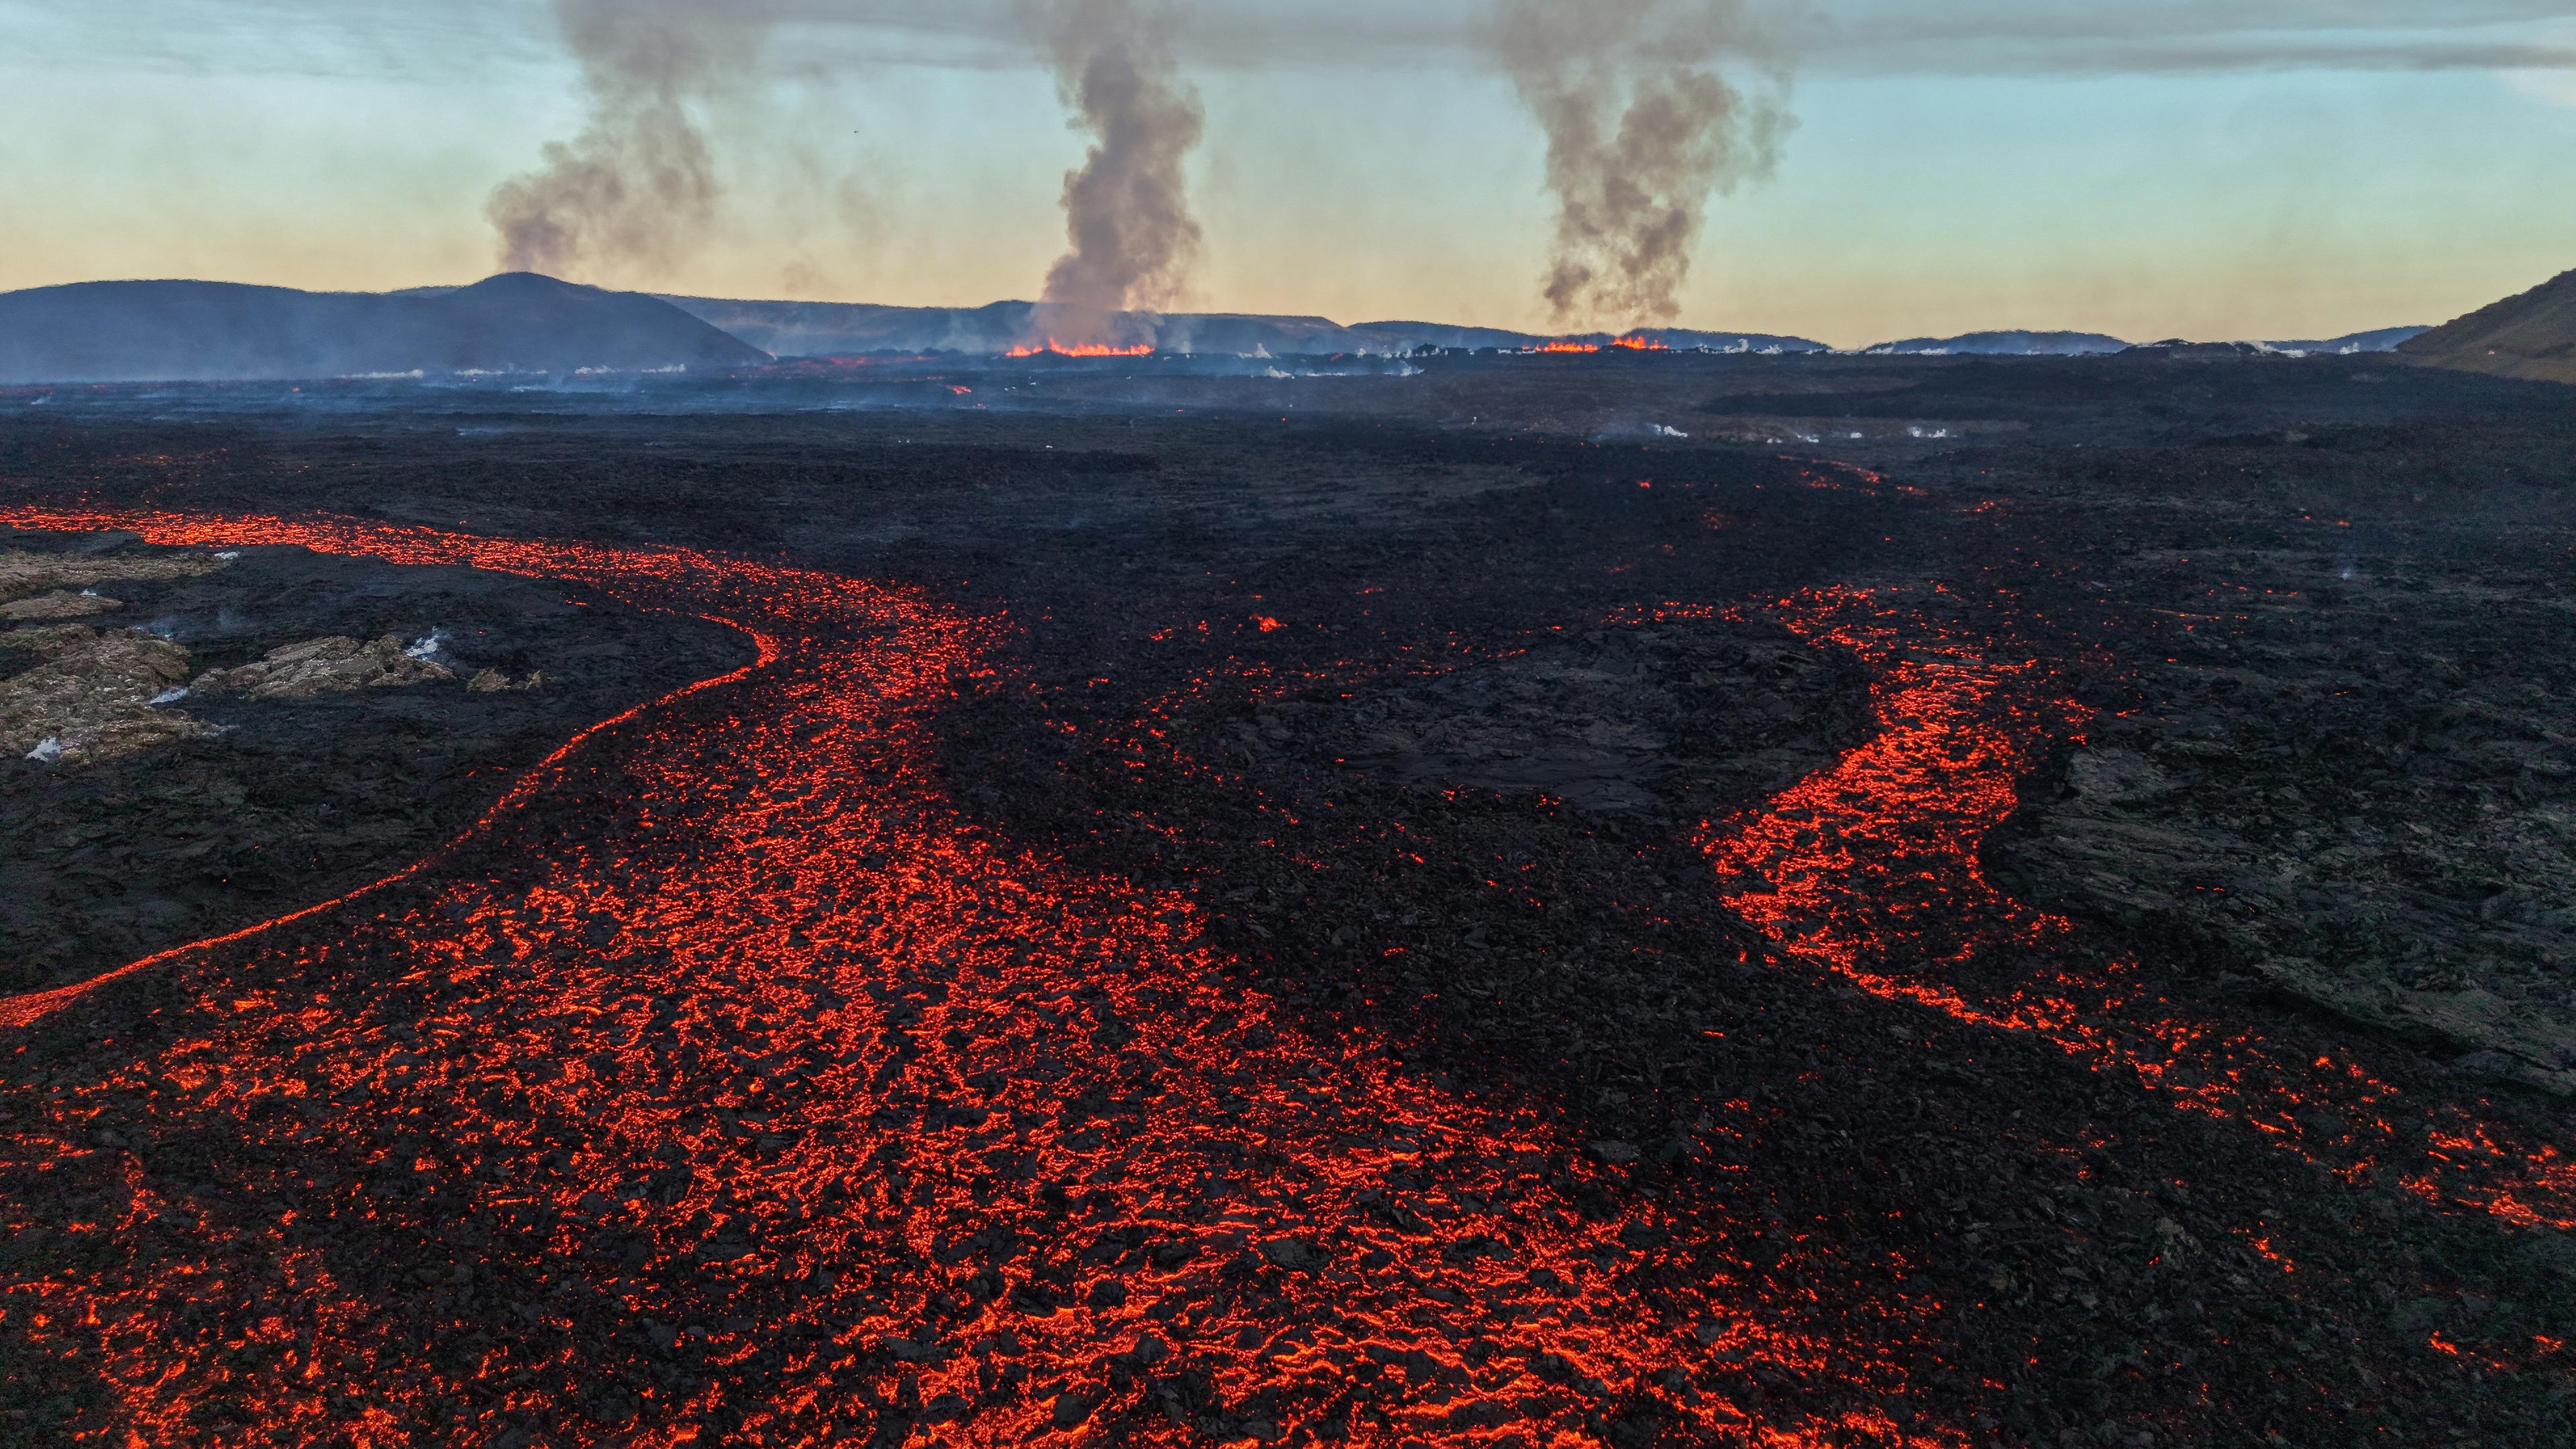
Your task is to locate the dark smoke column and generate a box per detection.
[1494,0,1790,327]
[487,0,772,281]
[1019,0,1205,341]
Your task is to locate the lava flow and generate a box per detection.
[1006,341,1157,359]
[0,510,1955,1448]
[1686,584,2576,1233]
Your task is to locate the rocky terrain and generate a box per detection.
[1958,424,2576,1097]
[0,529,749,991]
[1234,621,1870,816]
[0,354,2570,1448]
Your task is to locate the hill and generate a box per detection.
[0,274,770,384]
[1868,330,2131,357]
[1341,320,1543,354]
[1868,328,2421,359]
[2399,269,2576,384]
[663,298,1056,356]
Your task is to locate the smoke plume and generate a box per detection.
[1018,0,1206,331]
[487,0,773,280]
[1493,0,1790,327]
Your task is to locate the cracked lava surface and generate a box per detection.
[1684,586,2574,1234]
[1,506,2567,1447]
[0,510,1945,1449]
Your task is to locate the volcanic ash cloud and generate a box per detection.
[1494,0,1792,327]
[1019,0,1207,340]
[487,0,772,281]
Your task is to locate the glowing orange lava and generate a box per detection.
[1678,584,2575,1233]
[1607,337,1670,352]
[1005,341,1156,359]
[0,508,1957,1448]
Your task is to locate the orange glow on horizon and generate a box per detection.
[1004,339,1156,358]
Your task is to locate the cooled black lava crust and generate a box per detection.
[1,353,2571,1447]
[0,529,751,992]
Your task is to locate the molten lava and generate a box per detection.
[1521,337,1665,354]
[8,501,2565,1448]
[1680,584,2576,1233]
[1006,341,1156,359]
[0,508,1953,1449]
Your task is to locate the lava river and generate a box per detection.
[1685,584,2574,1233]
[0,511,1952,1449]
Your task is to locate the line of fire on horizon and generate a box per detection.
[998,333,1682,360]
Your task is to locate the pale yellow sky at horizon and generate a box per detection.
[2,4,2572,348]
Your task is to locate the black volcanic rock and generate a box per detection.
[4,362,2576,1449]
[0,273,771,383]
[0,529,753,990]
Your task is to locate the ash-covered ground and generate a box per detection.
[0,353,2571,1448]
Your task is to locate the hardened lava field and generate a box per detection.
[1,351,2573,1448]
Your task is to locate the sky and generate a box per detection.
[1,0,2571,348]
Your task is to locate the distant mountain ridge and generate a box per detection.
[2122,328,2429,360]
[0,274,768,384]
[0,270,2449,383]
[1866,327,2424,358]
[2400,270,2576,384]
[1868,331,2131,357]
[655,295,1829,358]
